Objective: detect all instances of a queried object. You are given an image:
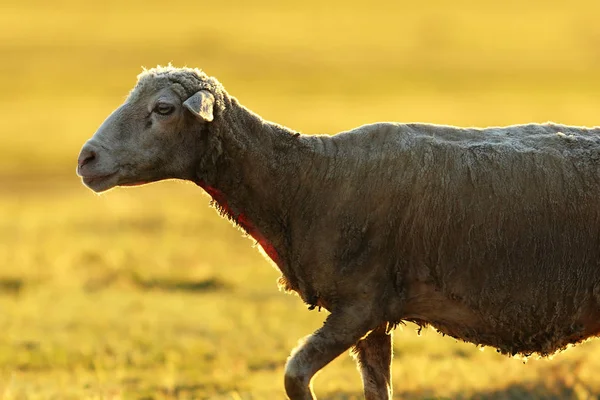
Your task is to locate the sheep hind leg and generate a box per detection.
[284,308,375,400]
[352,324,393,400]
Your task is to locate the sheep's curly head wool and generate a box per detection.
[127,65,227,116]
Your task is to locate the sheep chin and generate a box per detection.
[81,171,119,193]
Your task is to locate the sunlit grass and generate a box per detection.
[2,0,600,398]
[2,181,600,399]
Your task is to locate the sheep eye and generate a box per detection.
[154,103,175,116]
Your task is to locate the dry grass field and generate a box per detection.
[1,1,600,398]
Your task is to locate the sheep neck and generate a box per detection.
[193,97,306,288]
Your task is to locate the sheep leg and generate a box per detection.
[352,324,393,400]
[284,309,374,400]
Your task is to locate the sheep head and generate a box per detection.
[76,66,223,193]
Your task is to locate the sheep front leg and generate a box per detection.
[352,324,393,400]
[284,309,374,400]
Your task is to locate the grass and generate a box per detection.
[2,0,600,398]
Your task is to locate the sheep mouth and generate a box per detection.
[80,171,119,192]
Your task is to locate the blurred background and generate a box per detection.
[1,0,600,398]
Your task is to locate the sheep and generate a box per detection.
[76,65,600,400]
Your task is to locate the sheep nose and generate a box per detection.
[77,146,97,170]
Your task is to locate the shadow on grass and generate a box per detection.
[139,383,221,400]
[130,273,231,293]
[324,380,596,400]
[80,269,233,293]
[462,380,595,400]
[0,277,24,296]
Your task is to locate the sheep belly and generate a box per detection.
[400,280,600,357]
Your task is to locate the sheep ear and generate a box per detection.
[183,90,214,122]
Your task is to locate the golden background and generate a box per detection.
[1,0,599,398]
